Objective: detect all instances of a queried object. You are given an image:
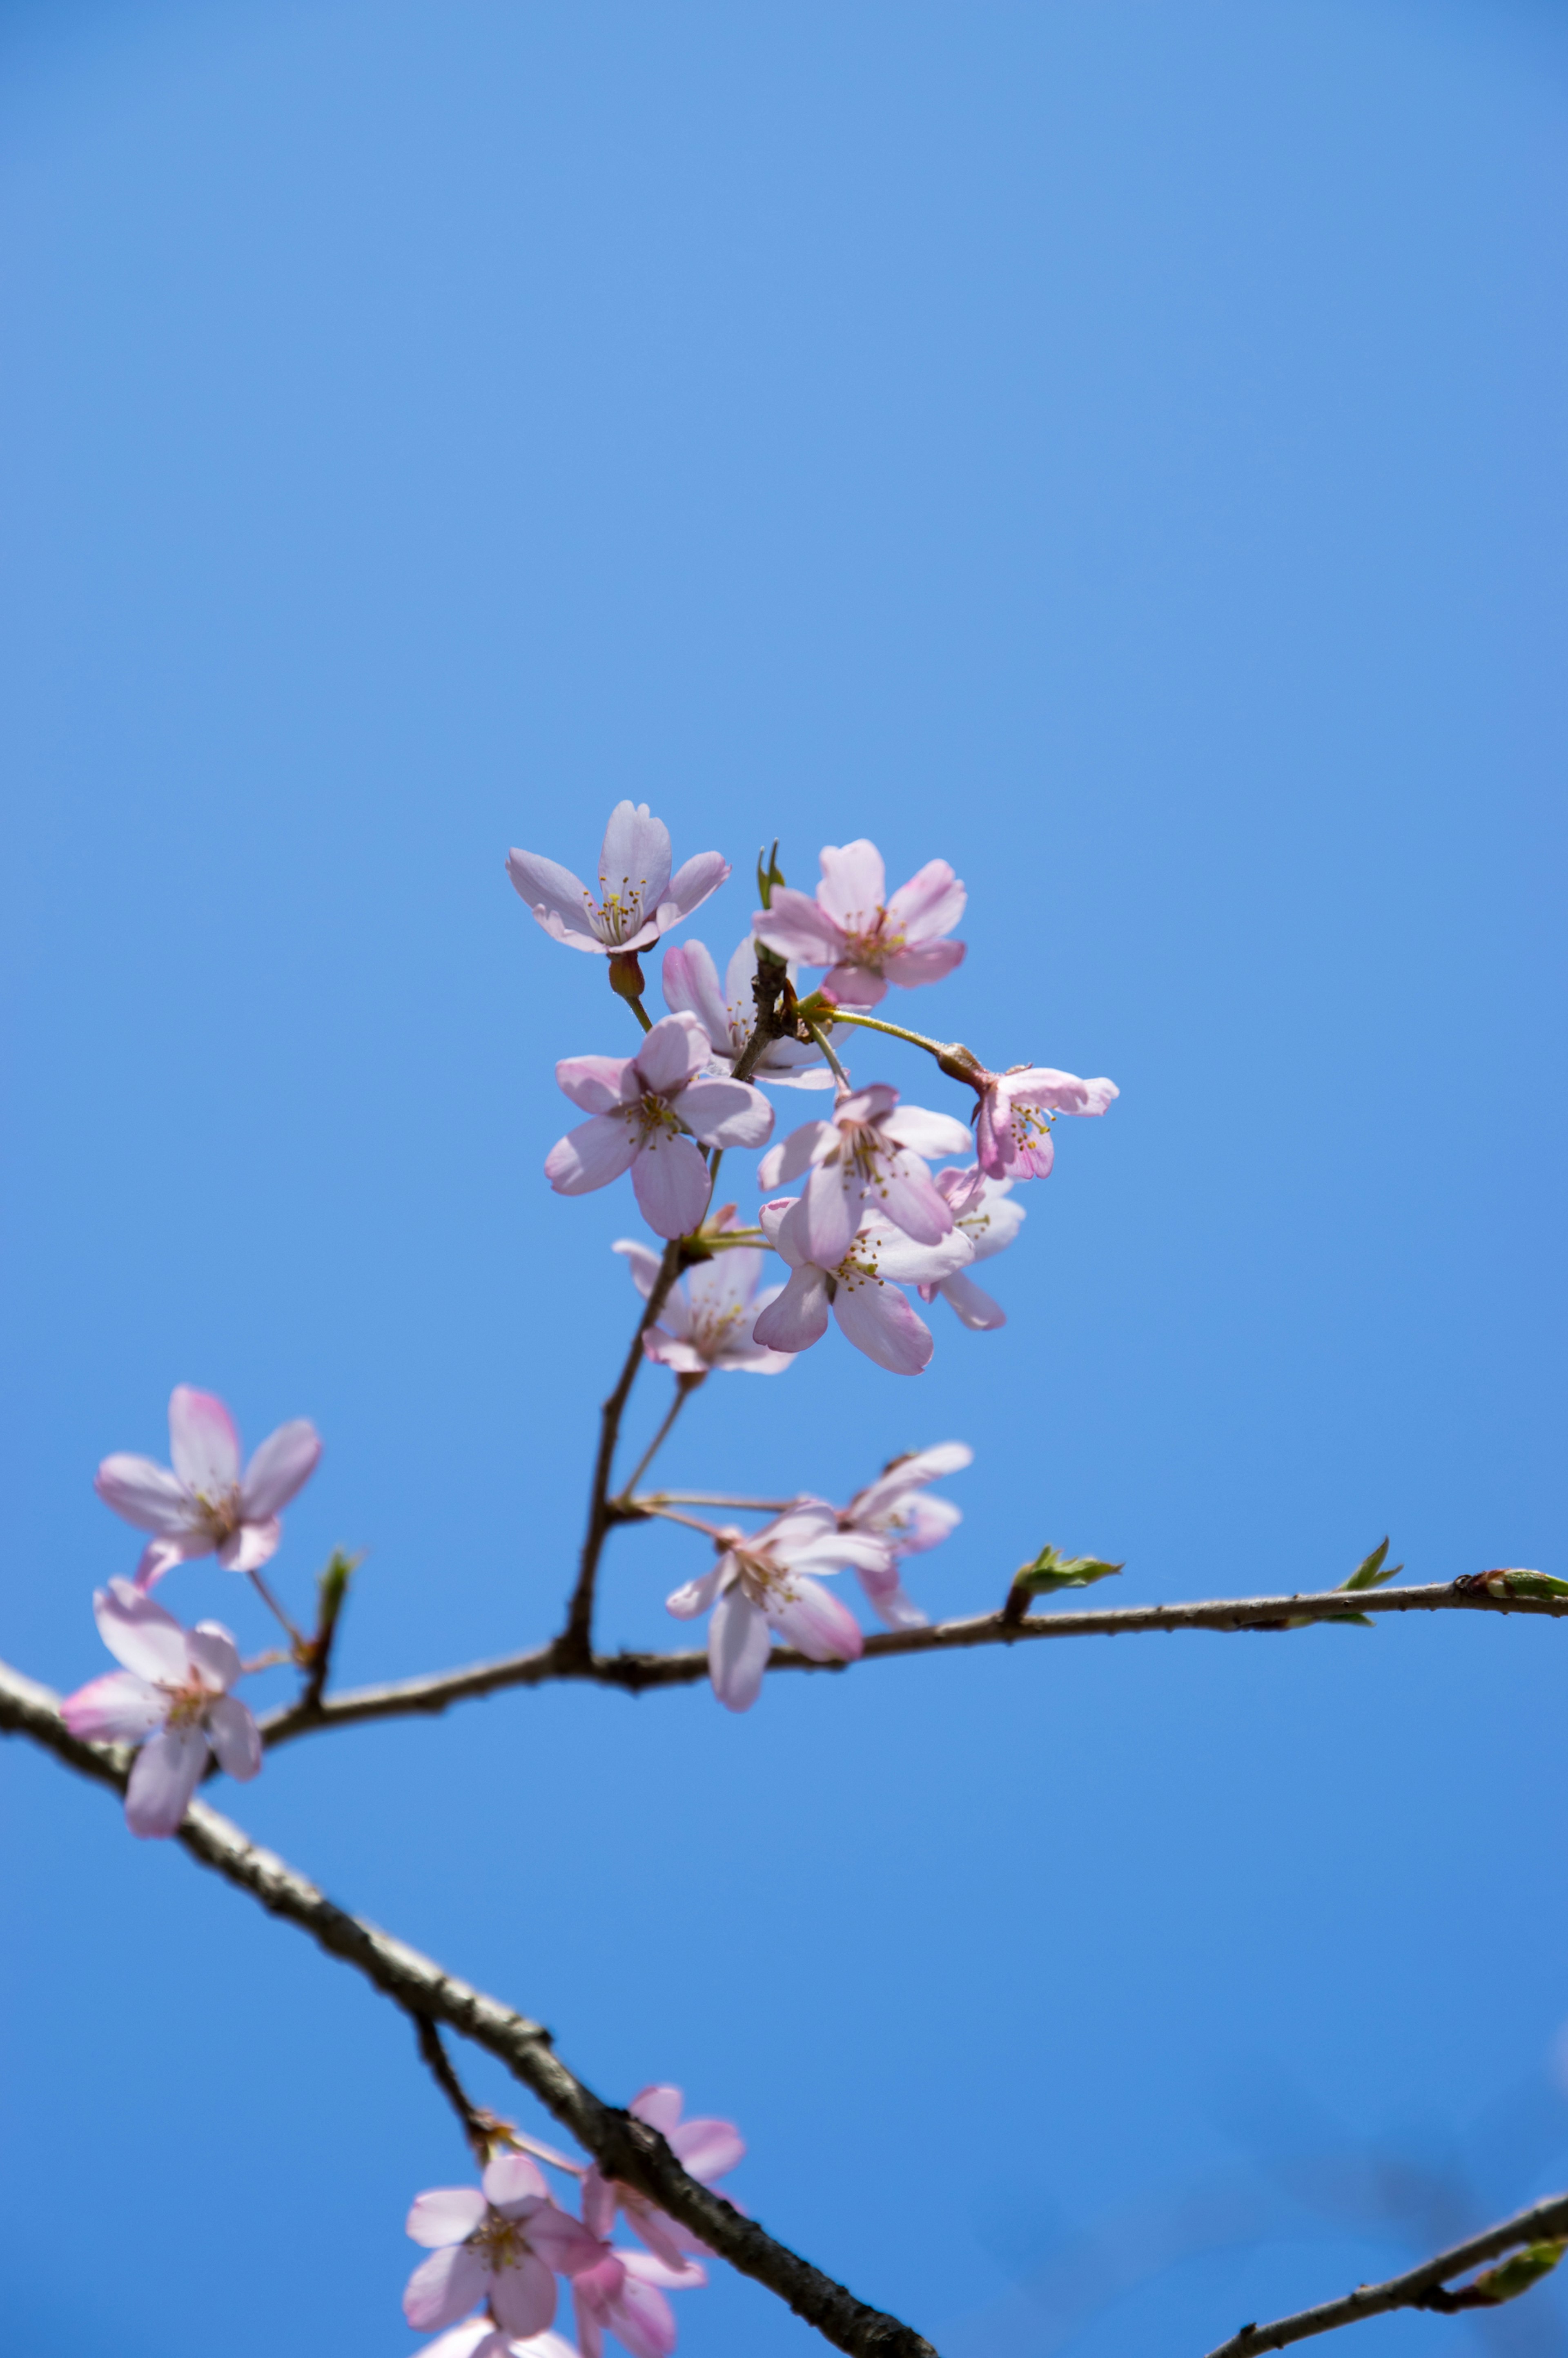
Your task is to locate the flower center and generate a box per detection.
[588,877,650,944]
[733,1547,798,1609]
[471,2209,530,2271]
[163,1680,211,1731]
[192,1485,243,1545]
[633,1092,683,1146]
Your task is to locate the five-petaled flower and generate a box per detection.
[752,839,966,1008]
[751,1198,973,1375]
[507,802,729,956]
[405,2154,602,2343]
[757,1085,973,1267]
[60,1578,262,1837]
[973,1065,1119,1181]
[661,937,832,1088]
[835,1441,973,1630]
[547,1012,774,1239]
[95,1384,322,1589]
[614,1232,791,1375]
[666,1503,886,1711]
[916,1167,1026,1330]
[580,2085,745,2273]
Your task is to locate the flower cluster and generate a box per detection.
[405,2086,742,2358]
[61,1384,321,1837]
[520,803,1118,1377]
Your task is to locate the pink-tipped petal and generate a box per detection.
[60,1669,166,1743]
[607,2272,679,2358]
[883,857,966,942]
[756,1121,828,1192]
[546,1114,639,1197]
[94,1577,190,1683]
[133,1534,195,1589]
[167,1386,242,1493]
[631,1013,709,1097]
[882,1105,974,1159]
[666,1561,727,1620]
[621,2248,708,2290]
[664,849,731,921]
[205,1694,262,1781]
[769,1575,865,1663]
[1009,1067,1120,1117]
[523,2205,603,2276]
[798,1163,864,1267]
[630,1132,711,1239]
[407,2187,490,2249]
[94,1453,195,1535]
[629,2087,683,2136]
[820,962,889,1007]
[555,1055,639,1117]
[507,848,598,936]
[673,1076,773,1150]
[483,2153,549,2213]
[833,1279,934,1375]
[217,1516,281,1573]
[185,1621,243,1692]
[599,801,674,911]
[404,2241,490,2332]
[751,887,845,967]
[939,1271,1007,1329]
[643,1331,709,1377]
[815,840,886,929]
[882,939,967,989]
[708,1587,771,1712]
[241,1418,322,1518]
[751,1265,830,1354]
[490,2252,559,2341]
[582,2167,617,2242]
[612,1238,666,1299]
[860,1574,929,1631]
[124,1725,209,1839]
[875,1159,953,1247]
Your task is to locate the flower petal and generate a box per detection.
[881,939,966,989]
[664,849,731,922]
[643,1330,709,1376]
[821,962,888,1007]
[666,1560,727,1619]
[483,2153,549,2213]
[599,801,673,912]
[612,1238,666,1299]
[751,887,844,966]
[1008,1068,1120,1117]
[413,2320,502,2358]
[798,1162,864,1267]
[556,1054,638,1116]
[93,1453,195,1536]
[406,2187,489,2250]
[816,840,886,930]
[124,1725,209,1839]
[672,1076,773,1150]
[507,849,599,938]
[630,1132,711,1239]
[632,1013,709,1096]
[751,1265,830,1354]
[939,1271,1007,1329]
[59,1669,166,1743]
[875,1158,953,1248]
[217,1516,281,1572]
[605,2272,679,2358]
[522,2205,603,2276]
[240,1419,322,1518]
[205,1694,262,1781]
[167,1386,242,1493]
[667,2118,744,2181]
[881,1105,974,1160]
[708,1587,771,1712]
[883,857,965,943]
[93,1577,190,1683]
[490,2254,558,2341]
[832,1278,934,1375]
[755,1121,828,1192]
[659,941,727,1052]
[629,2087,683,2136]
[185,1621,242,1692]
[546,1114,639,1196]
[404,2242,490,2332]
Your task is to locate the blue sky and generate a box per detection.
[1,4,1565,2354]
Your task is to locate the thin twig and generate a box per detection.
[636,1491,804,1511]
[254,1576,1568,1752]
[416,2014,503,2164]
[615,1374,706,1506]
[808,1020,850,1086]
[0,1656,935,2358]
[247,1564,307,1650]
[1203,2189,1568,2356]
[560,1240,684,1664]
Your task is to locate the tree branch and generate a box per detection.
[0,1653,935,2358]
[1203,2189,1568,2356]
[256,1577,1568,1752]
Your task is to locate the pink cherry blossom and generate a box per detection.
[973,1065,1120,1181]
[580,2085,744,2271]
[60,1578,261,1836]
[94,1385,321,1589]
[661,938,832,1088]
[756,1085,973,1266]
[572,2236,704,2358]
[751,1198,973,1376]
[415,2325,577,2358]
[752,840,966,1008]
[915,1167,1027,1330]
[613,1237,791,1375]
[405,2154,602,2344]
[507,802,729,956]
[547,1013,773,1240]
[835,1442,973,1630]
[666,1503,885,1711]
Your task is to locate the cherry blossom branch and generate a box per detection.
[613,1372,706,1505]
[254,1575,1568,1750]
[415,2012,504,2165]
[1203,2189,1568,2355]
[559,1239,684,1664]
[0,1651,936,2358]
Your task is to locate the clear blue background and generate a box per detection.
[1,4,1565,2354]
